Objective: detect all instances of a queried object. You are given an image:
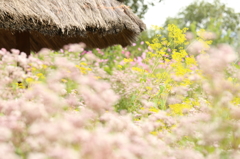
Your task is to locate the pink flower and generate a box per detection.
[125,51,130,58]
[10,49,20,55]
[0,127,12,142]
[185,32,194,41]
[64,43,85,52]
[142,52,146,59]
[28,152,48,159]
[187,41,205,55]
[38,48,51,55]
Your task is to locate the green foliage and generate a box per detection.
[92,45,124,74]
[163,0,240,47]
[117,0,163,18]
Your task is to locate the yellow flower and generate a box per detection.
[169,103,191,115]
[185,56,197,66]
[150,131,158,136]
[36,73,45,79]
[25,77,34,83]
[16,82,25,89]
[76,65,92,74]
[132,67,146,73]
[149,107,159,113]
[80,62,87,66]
[169,99,199,115]
[227,77,233,82]
[232,97,240,105]
[31,67,37,72]
[168,24,188,45]
[61,79,67,83]
[146,86,153,90]
[180,78,192,86]
[151,25,163,30]
[94,76,101,79]
[172,64,189,76]
[42,64,48,69]
[123,58,133,63]
[117,65,123,69]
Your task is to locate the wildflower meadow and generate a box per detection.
[1,24,240,158]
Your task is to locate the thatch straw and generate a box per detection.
[0,0,146,52]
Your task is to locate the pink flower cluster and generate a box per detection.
[0,42,240,158]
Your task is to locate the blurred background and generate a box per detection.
[116,0,240,54]
[143,0,240,28]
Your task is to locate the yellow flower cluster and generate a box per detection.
[131,67,147,73]
[168,24,189,46]
[134,24,209,115]
[76,62,92,74]
[169,99,200,115]
[16,64,48,89]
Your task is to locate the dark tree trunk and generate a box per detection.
[16,31,30,56]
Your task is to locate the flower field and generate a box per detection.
[1,24,240,158]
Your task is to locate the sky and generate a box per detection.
[143,0,240,29]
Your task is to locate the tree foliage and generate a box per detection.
[117,0,162,18]
[163,0,240,47]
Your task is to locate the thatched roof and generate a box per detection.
[0,0,146,52]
